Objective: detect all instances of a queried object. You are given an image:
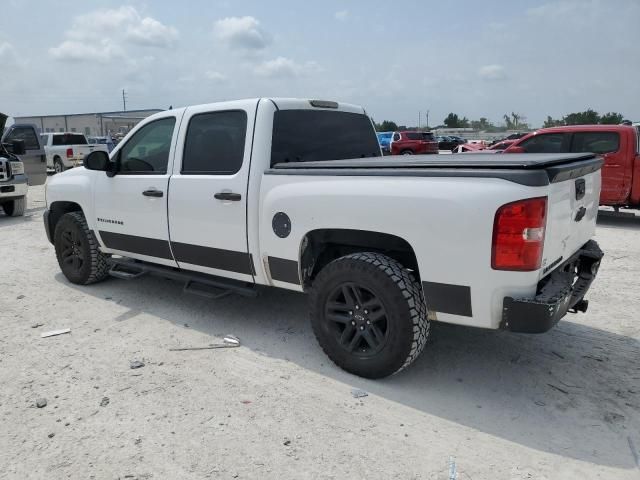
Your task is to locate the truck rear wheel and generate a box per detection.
[310,252,429,378]
[54,211,109,285]
[54,157,65,174]
[1,196,26,217]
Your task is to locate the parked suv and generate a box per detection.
[390,131,438,155]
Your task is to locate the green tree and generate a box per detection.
[374,120,398,132]
[543,116,564,128]
[443,113,470,128]
[563,109,600,125]
[471,117,494,130]
[599,112,625,124]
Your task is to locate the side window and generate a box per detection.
[6,127,40,150]
[118,117,176,174]
[571,132,620,154]
[182,110,247,175]
[392,133,400,141]
[519,133,570,153]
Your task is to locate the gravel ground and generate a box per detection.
[1,185,639,480]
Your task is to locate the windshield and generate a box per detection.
[271,110,381,165]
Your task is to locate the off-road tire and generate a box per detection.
[310,252,429,378]
[2,196,26,216]
[54,157,65,174]
[54,211,109,285]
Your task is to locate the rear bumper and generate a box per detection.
[501,240,603,333]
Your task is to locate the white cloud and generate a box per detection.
[0,41,13,56]
[49,39,124,62]
[478,64,506,80]
[205,70,226,81]
[214,16,270,50]
[49,6,178,62]
[335,10,349,21]
[254,57,321,78]
[126,16,178,47]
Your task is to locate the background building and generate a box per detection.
[13,109,162,137]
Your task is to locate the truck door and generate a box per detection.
[3,125,47,186]
[570,131,627,204]
[168,101,257,282]
[93,113,180,268]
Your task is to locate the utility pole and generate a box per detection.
[426,110,430,129]
[418,111,421,129]
[122,89,127,112]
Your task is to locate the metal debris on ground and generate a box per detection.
[41,328,71,338]
[169,334,241,351]
[628,436,640,469]
[351,388,368,398]
[100,397,110,407]
[35,398,47,408]
[448,456,457,480]
[129,360,145,369]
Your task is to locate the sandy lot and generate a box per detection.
[1,185,639,480]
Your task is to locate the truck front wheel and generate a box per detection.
[54,212,110,285]
[310,252,430,378]
[1,196,26,217]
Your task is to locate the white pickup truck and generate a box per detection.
[41,132,108,174]
[43,98,604,378]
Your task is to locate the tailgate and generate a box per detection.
[541,167,601,277]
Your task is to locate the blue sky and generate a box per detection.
[2,0,638,126]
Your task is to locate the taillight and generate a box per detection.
[492,197,547,271]
[66,148,73,158]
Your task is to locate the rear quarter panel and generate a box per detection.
[259,174,548,329]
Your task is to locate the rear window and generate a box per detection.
[571,131,620,154]
[52,134,87,146]
[271,110,381,165]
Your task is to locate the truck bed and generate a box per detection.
[269,153,603,187]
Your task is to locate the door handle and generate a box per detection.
[142,189,163,198]
[214,192,242,201]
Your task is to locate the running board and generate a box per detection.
[108,258,257,298]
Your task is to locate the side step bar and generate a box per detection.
[108,258,257,298]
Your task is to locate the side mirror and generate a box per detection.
[11,139,26,156]
[84,150,111,171]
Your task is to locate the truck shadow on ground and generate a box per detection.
[56,267,640,470]
[597,210,640,230]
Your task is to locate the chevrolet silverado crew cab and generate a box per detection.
[1,113,47,216]
[41,132,108,174]
[44,98,604,378]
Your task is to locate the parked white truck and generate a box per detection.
[41,132,108,174]
[44,98,604,378]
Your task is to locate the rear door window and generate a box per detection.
[519,133,570,153]
[182,110,247,175]
[571,131,620,154]
[271,110,380,165]
[6,127,40,150]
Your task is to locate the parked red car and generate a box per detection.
[504,125,640,209]
[390,131,438,155]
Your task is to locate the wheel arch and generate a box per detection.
[299,228,421,289]
[47,201,84,244]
